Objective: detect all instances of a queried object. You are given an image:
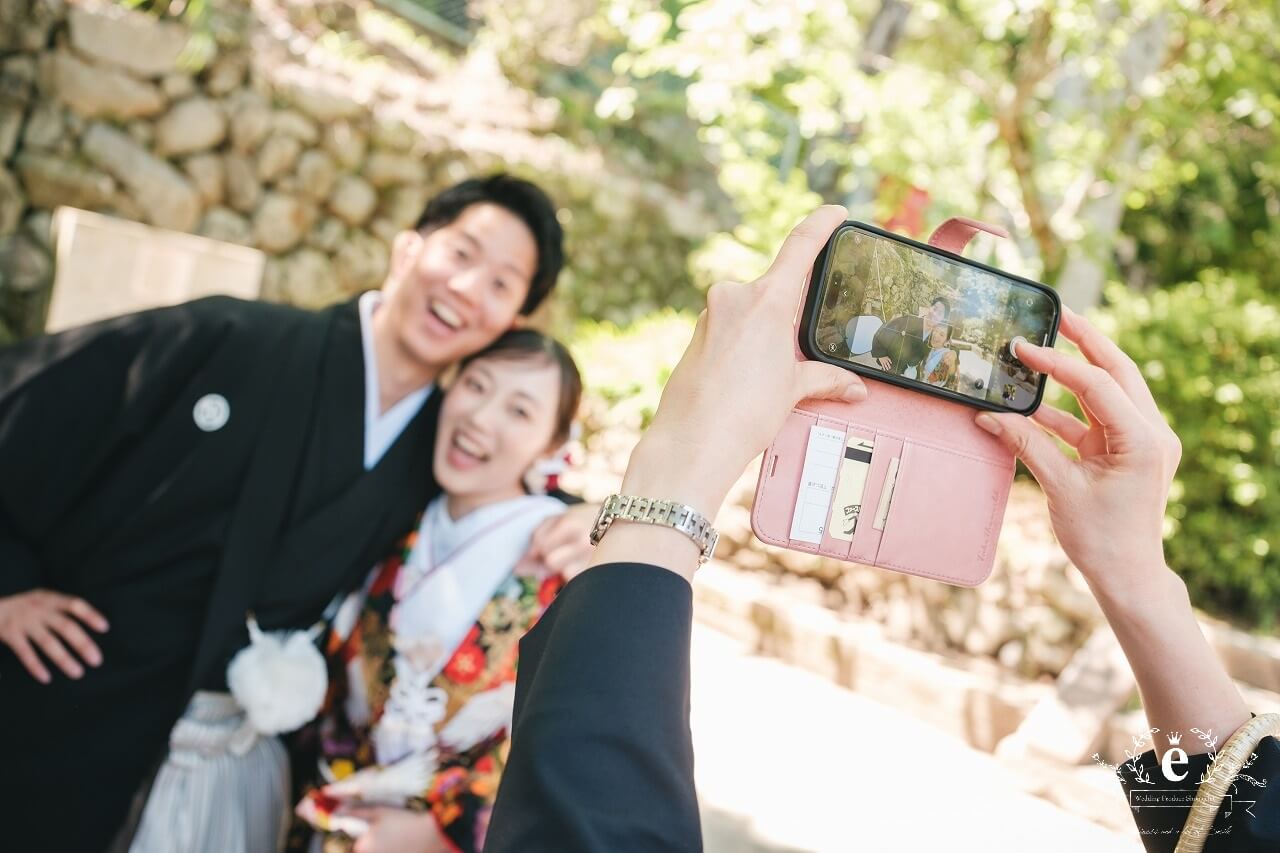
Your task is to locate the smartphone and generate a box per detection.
[799,221,1061,415]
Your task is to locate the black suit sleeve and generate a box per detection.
[485,562,701,853]
[0,300,228,597]
[1119,736,1280,851]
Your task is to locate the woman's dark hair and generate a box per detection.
[930,296,951,316]
[415,174,565,316]
[458,329,582,446]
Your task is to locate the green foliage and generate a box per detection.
[548,185,706,324]
[1079,276,1279,628]
[486,0,1280,313]
[568,309,694,439]
[1119,1,1280,295]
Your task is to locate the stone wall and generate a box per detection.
[0,0,724,341]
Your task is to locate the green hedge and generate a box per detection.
[568,310,694,440]
[1085,275,1279,628]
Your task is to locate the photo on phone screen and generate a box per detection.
[811,224,1058,413]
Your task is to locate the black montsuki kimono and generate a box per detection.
[0,296,442,852]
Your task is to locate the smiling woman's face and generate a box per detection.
[434,355,562,502]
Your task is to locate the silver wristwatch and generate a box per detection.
[589,494,719,565]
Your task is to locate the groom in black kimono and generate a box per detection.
[871,295,950,375]
[0,174,592,851]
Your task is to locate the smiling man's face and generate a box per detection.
[380,203,538,372]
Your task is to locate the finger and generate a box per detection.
[1004,341,1147,454]
[9,634,51,684]
[1056,306,1163,425]
[764,205,848,302]
[30,626,83,679]
[63,597,109,632]
[795,361,868,405]
[1031,403,1089,449]
[48,613,103,666]
[542,540,591,579]
[975,412,1073,487]
[538,514,577,551]
[526,516,557,559]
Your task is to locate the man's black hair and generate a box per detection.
[930,296,951,317]
[414,173,565,315]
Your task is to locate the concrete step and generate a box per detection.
[690,623,1140,852]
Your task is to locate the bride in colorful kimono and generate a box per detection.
[291,328,582,853]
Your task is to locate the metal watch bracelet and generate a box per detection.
[589,494,719,565]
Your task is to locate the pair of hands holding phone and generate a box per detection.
[626,205,1181,612]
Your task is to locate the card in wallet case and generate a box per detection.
[751,217,1026,587]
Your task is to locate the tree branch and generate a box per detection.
[996,7,1062,281]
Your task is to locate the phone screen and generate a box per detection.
[812,224,1058,414]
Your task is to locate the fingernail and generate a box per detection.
[88,652,102,666]
[848,382,867,400]
[975,413,1002,435]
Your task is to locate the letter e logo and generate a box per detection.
[1162,747,1188,781]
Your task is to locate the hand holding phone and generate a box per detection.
[753,215,1043,586]
[800,222,1061,414]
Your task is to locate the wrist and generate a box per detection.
[1090,560,1187,624]
[589,522,701,584]
[621,431,735,521]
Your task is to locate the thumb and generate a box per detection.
[795,362,867,405]
[975,412,1071,488]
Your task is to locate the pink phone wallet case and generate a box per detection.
[751,217,1016,587]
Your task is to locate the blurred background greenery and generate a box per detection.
[475,0,1277,627]
[10,0,1278,628]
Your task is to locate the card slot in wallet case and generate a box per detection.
[846,431,901,565]
[816,424,876,560]
[750,217,1019,587]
